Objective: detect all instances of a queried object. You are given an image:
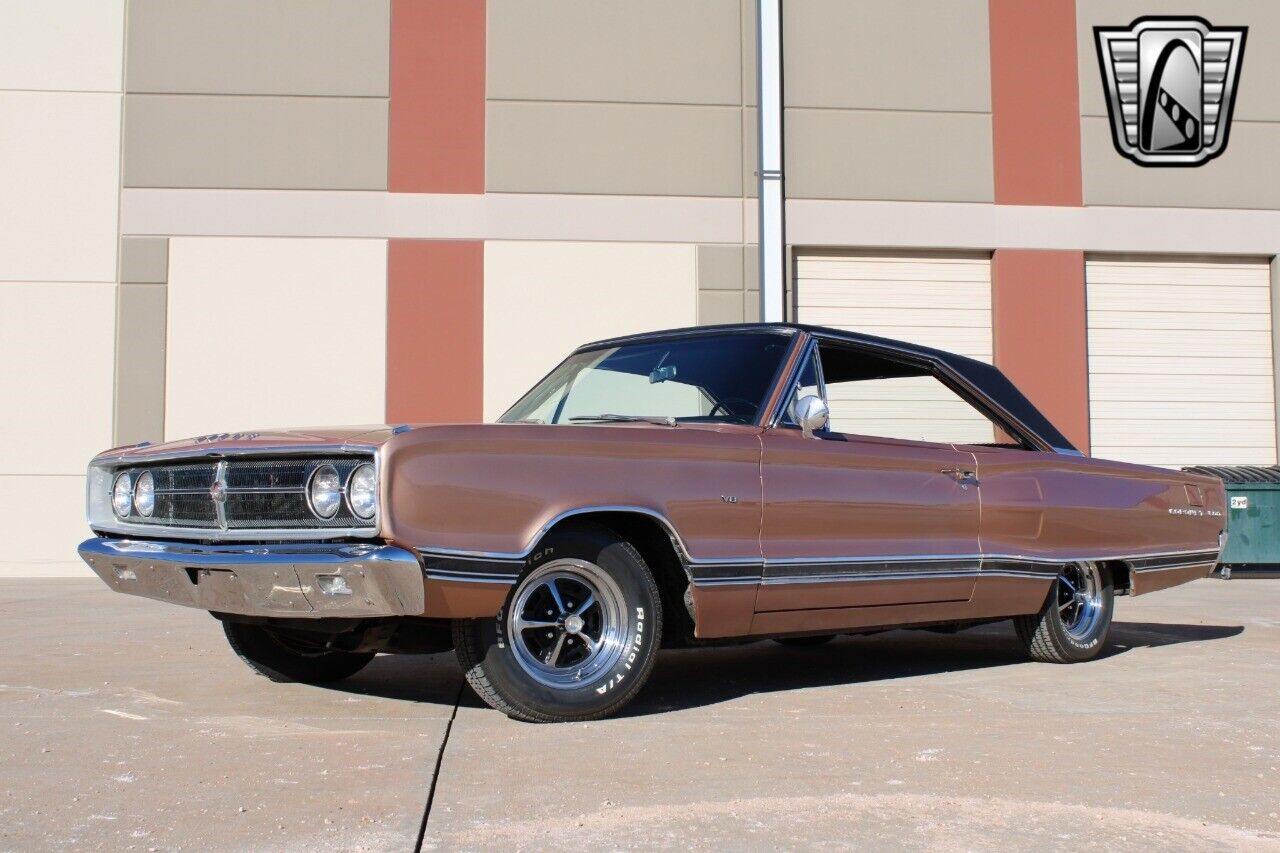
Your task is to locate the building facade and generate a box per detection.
[3,0,1278,573]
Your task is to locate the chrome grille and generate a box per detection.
[115,456,374,531]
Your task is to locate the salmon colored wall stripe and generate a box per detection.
[386,2,486,423]
[991,249,1090,453]
[386,240,484,423]
[989,3,1089,450]
[389,0,485,193]
[988,0,1082,206]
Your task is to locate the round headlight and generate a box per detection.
[133,470,156,518]
[346,463,377,520]
[112,472,133,518]
[307,465,342,519]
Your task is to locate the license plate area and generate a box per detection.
[190,566,314,615]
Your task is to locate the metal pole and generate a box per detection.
[756,0,785,322]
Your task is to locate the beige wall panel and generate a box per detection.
[785,0,990,112]
[1083,117,1280,209]
[1087,257,1275,469]
[483,242,697,420]
[0,475,94,577]
[165,238,387,439]
[115,284,167,447]
[486,102,742,197]
[1077,0,1280,122]
[126,0,389,97]
[0,92,120,282]
[0,0,124,92]
[124,95,388,190]
[0,283,115,476]
[786,109,994,202]
[488,0,739,105]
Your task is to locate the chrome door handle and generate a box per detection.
[941,469,979,487]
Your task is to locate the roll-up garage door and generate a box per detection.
[794,251,994,444]
[1086,256,1276,470]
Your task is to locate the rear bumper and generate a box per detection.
[79,537,425,619]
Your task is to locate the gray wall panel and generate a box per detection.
[114,283,167,446]
[119,236,167,283]
[487,101,742,197]
[699,289,745,325]
[488,0,740,105]
[785,109,994,202]
[784,0,991,112]
[126,0,389,96]
[1083,116,1280,209]
[697,245,745,290]
[124,95,388,190]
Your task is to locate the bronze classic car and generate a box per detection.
[80,324,1226,722]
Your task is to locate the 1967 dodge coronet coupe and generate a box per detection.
[80,324,1226,722]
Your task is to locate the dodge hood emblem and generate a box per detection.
[1095,17,1246,167]
[209,481,226,503]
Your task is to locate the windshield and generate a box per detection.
[500,332,793,426]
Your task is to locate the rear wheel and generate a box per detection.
[222,621,375,683]
[1015,562,1114,663]
[453,526,662,723]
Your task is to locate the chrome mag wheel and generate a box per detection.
[507,559,629,689]
[1056,562,1104,641]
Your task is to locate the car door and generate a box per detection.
[755,340,983,613]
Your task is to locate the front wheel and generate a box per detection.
[1015,562,1114,663]
[222,621,375,683]
[453,526,662,723]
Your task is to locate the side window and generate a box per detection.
[817,343,1002,446]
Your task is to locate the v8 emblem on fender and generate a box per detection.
[720,495,738,504]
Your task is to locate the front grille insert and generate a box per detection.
[114,456,374,531]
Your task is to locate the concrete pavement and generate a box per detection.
[2,577,1278,851]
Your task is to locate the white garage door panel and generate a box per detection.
[1089,310,1270,331]
[1092,401,1277,421]
[1087,257,1275,470]
[1089,355,1272,376]
[796,252,994,445]
[1090,373,1273,402]
[1107,447,1269,470]
[1086,261,1268,286]
[1089,328,1273,357]
[796,257,989,282]
[1094,421,1275,446]
[800,281,987,310]
[1088,284,1268,313]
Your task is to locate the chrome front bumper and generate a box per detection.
[79,538,425,619]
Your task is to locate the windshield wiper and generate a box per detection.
[568,413,678,427]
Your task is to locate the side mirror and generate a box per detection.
[794,394,829,439]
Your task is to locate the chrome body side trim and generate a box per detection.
[689,549,1223,588]
[79,537,425,618]
[417,504,701,564]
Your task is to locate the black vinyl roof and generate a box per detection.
[582,324,1079,454]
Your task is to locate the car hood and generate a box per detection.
[92,421,765,464]
[91,425,409,464]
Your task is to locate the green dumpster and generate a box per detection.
[1183,465,1280,578]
